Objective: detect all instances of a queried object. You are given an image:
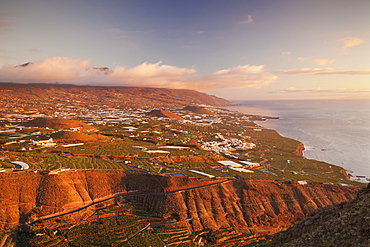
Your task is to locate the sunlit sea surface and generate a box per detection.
[225,99,370,182]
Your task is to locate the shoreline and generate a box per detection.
[225,101,370,184]
[228,108,359,183]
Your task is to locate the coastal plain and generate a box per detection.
[0,83,365,246]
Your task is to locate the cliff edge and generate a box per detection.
[262,184,370,246]
[0,170,360,238]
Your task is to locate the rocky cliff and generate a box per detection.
[137,179,360,236]
[263,184,370,246]
[0,170,360,237]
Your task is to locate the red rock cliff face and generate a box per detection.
[134,180,360,236]
[0,170,178,229]
[0,170,360,235]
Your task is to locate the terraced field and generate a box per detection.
[0,151,139,171]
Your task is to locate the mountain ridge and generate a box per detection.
[0,82,231,109]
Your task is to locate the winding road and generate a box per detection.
[31,178,234,225]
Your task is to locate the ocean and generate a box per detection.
[225,99,370,183]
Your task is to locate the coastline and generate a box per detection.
[340,169,351,181]
[226,99,370,184]
[225,108,356,183]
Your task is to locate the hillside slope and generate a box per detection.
[23,117,97,132]
[260,184,370,247]
[183,105,215,115]
[0,170,360,238]
[147,109,184,120]
[0,82,231,110]
[51,130,110,143]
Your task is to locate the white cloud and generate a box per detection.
[239,15,254,24]
[0,57,91,82]
[213,65,264,76]
[270,87,370,94]
[0,57,277,90]
[313,59,334,66]
[277,67,370,75]
[338,37,364,49]
[338,37,364,54]
[103,62,197,88]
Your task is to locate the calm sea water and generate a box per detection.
[226,99,370,182]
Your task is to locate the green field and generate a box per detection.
[0,151,140,171]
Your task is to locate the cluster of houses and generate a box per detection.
[0,104,265,179]
[201,133,256,154]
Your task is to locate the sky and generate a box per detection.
[0,0,369,100]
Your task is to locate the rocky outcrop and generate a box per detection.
[294,143,305,156]
[0,170,162,229]
[0,170,361,236]
[137,180,360,236]
[264,184,370,246]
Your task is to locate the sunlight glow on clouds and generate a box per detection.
[338,37,364,54]
[313,59,334,66]
[0,57,91,82]
[0,57,277,90]
[277,67,370,75]
[338,37,364,49]
[213,65,264,76]
[270,87,370,94]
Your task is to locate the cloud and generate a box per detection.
[338,37,364,54]
[338,37,364,49]
[297,57,308,62]
[196,31,207,34]
[104,62,197,88]
[239,15,254,24]
[213,65,264,76]
[270,87,370,94]
[0,57,277,90]
[277,67,370,75]
[0,57,91,82]
[313,59,334,66]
